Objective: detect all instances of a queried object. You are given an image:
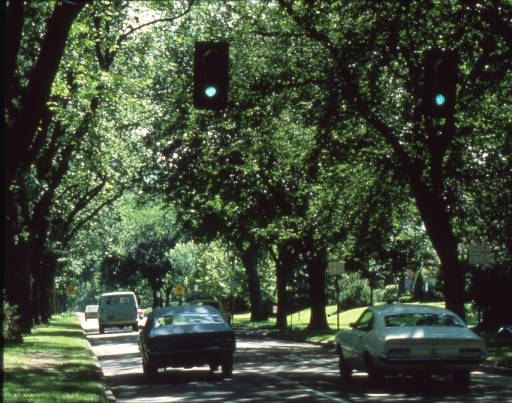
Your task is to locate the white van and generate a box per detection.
[98,291,139,333]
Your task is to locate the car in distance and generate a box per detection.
[138,304,236,379]
[98,291,139,333]
[190,299,232,324]
[84,304,98,320]
[335,304,486,388]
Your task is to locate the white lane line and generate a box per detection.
[264,373,350,403]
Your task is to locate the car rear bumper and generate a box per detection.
[379,354,486,372]
[99,320,138,327]
[145,346,235,368]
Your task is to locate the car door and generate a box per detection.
[351,310,375,369]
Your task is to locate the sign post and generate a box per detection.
[327,262,345,330]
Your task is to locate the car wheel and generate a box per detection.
[132,323,138,332]
[221,358,233,378]
[209,363,219,373]
[142,357,157,379]
[338,349,352,380]
[99,324,104,334]
[364,353,384,383]
[453,370,470,389]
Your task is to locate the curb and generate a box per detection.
[77,314,117,402]
[88,337,117,402]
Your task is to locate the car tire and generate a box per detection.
[453,370,470,389]
[132,323,138,332]
[364,353,384,384]
[142,357,157,379]
[209,363,219,373]
[338,349,352,380]
[99,324,104,334]
[221,358,233,378]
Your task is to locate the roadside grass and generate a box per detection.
[3,313,109,403]
[233,301,511,368]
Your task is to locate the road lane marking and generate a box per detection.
[264,373,350,403]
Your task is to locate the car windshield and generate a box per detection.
[385,313,465,328]
[154,312,224,328]
[86,306,97,311]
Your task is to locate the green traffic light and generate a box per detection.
[435,93,446,106]
[205,86,217,98]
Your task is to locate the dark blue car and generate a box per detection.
[138,305,236,378]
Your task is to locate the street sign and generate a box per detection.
[327,261,345,276]
[469,244,493,266]
[65,285,77,296]
[174,284,186,295]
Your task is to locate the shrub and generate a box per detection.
[380,284,398,304]
[411,270,426,301]
[339,278,371,309]
[2,300,23,344]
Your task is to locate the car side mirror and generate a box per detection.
[349,322,356,328]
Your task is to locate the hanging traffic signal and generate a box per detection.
[423,49,457,118]
[193,41,229,110]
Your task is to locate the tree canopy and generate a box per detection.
[3,0,511,338]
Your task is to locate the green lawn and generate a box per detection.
[3,313,110,403]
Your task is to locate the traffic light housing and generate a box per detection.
[193,41,229,110]
[423,49,457,118]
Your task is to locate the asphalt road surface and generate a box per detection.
[78,314,512,403]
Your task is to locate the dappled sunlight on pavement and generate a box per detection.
[79,315,512,402]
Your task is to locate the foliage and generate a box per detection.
[337,274,371,310]
[379,284,399,304]
[1,300,23,344]
[5,0,512,332]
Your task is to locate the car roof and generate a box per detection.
[369,304,453,317]
[151,304,221,317]
[101,291,136,297]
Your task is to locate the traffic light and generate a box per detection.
[193,41,229,110]
[423,49,457,118]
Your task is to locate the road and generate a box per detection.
[78,314,512,402]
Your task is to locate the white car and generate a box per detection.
[335,304,486,388]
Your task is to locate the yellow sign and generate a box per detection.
[66,285,77,296]
[174,284,186,295]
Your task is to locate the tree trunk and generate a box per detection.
[306,254,329,330]
[275,242,295,329]
[410,177,465,320]
[5,240,34,334]
[239,244,266,321]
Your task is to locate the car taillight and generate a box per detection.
[388,348,410,355]
[215,338,234,348]
[459,348,482,355]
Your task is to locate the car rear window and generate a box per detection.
[119,296,133,304]
[385,313,465,328]
[154,313,224,328]
[105,297,119,305]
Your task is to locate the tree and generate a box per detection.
[276,0,512,319]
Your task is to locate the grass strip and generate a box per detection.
[3,313,110,403]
